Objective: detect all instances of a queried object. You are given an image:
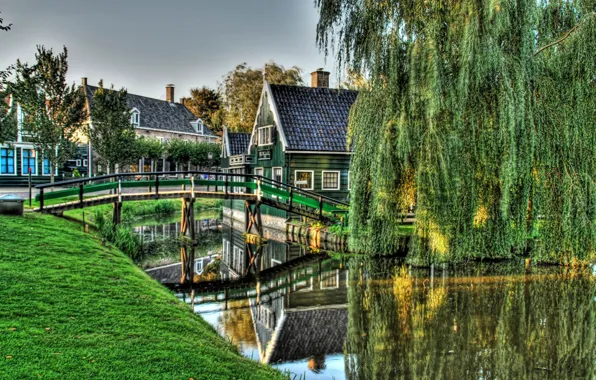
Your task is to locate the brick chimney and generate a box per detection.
[310,69,330,88]
[81,77,88,87]
[165,84,175,103]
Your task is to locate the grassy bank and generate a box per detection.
[0,213,283,379]
[63,198,222,225]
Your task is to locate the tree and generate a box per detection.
[339,68,370,91]
[0,11,11,32]
[316,1,596,264]
[166,139,192,172]
[134,137,165,172]
[0,12,13,143]
[189,141,221,169]
[0,68,15,144]
[220,61,303,132]
[180,86,221,133]
[9,46,87,183]
[87,80,136,174]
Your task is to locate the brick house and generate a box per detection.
[82,79,218,175]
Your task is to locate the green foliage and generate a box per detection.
[87,80,136,173]
[189,141,221,168]
[0,213,283,379]
[180,86,222,133]
[0,71,16,143]
[121,200,177,220]
[220,61,303,132]
[346,260,596,379]
[133,136,165,169]
[93,210,141,259]
[316,0,596,264]
[8,46,87,182]
[166,139,221,169]
[0,11,11,31]
[165,138,191,167]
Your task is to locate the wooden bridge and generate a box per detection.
[34,171,348,221]
[35,171,349,284]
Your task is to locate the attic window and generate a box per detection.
[258,125,274,146]
[191,119,204,134]
[131,109,140,127]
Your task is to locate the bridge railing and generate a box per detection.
[34,171,349,219]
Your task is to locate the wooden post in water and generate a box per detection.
[180,197,196,284]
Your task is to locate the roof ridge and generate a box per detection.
[269,83,358,93]
[86,84,181,104]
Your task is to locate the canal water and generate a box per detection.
[134,217,596,379]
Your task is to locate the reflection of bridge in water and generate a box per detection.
[150,222,350,366]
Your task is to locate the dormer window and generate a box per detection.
[191,119,204,135]
[130,108,140,128]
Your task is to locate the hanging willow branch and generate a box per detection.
[316,1,596,265]
[534,12,596,56]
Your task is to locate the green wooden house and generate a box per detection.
[222,70,358,225]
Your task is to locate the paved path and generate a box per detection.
[0,187,62,198]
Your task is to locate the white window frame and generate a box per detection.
[348,171,351,190]
[254,167,264,177]
[41,153,58,176]
[321,269,340,289]
[130,108,140,128]
[75,159,82,167]
[272,166,283,184]
[83,159,88,167]
[321,170,341,191]
[294,170,314,191]
[0,146,17,176]
[257,125,274,146]
[21,148,38,176]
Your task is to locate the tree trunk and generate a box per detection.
[50,162,56,192]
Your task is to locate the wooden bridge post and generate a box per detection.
[112,201,122,227]
[180,196,196,285]
[79,183,84,205]
[288,187,293,212]
[39,188,44,211]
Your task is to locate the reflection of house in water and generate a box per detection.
[251,259,348,365]
[220,224,309,280]
[218,227,349,367]
[134,219,221,242]
[146,255,217,283]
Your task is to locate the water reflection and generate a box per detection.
[145,217,596,379]
[132,213,222,283]
[346,262,596,379]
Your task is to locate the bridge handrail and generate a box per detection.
[34,171,349,211]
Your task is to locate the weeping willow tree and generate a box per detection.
[316,0,596,264]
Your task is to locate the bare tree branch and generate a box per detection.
[534,12,596,56]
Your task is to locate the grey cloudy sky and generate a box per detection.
[0,0,337,100]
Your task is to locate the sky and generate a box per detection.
[0,0,338,100]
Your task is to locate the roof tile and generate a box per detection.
[269,85,358,152]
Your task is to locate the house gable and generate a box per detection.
[268,84,358,152]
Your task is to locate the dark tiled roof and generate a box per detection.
[86,85,216,137]
[228,133,251,155]
[267,307,348,363]
[269,85,358,152]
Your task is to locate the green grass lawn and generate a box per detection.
[0,213,283,379]
[62,198,222,225]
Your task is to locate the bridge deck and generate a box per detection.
[36,191,257,214]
